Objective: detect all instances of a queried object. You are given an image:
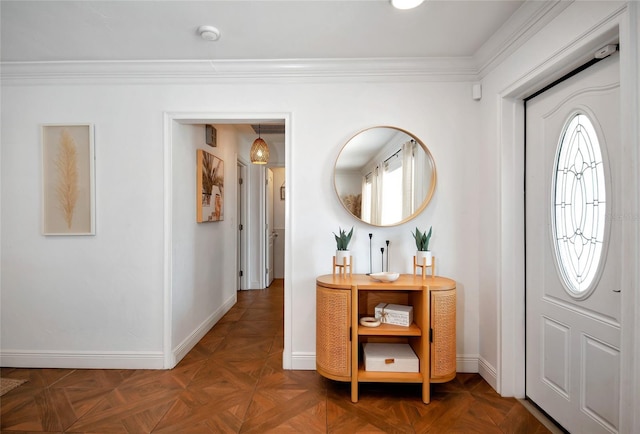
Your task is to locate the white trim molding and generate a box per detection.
[618,3,640,433]
[291,352,317,370]
[163,111,294,371]
[170,293,237,368]
[0,350,164,370]
[475,0,572,79]
[0,58,477,85]
[478,356,498,391]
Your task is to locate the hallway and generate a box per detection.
[1,279,552,433]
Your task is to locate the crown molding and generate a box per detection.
[0,57,478,85]
[0,2,576,86]
[474,0,573,79]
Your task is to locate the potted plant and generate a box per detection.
[412,226,432,266]
[334,226,353,266]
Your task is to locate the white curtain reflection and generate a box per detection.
[361,140,423,225]
[381,157,402,225]
[402,140,415,218]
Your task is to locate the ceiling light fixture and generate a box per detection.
[390,0,424,10]
[250,125,270,164]
[198,25,220,41]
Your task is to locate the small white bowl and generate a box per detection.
[369,272,400,282]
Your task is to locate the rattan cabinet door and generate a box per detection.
[316,285,351,381]
[430,288,456,382]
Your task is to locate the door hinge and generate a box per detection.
[238,177,243,185]
[238,224,243,231]
[239,270,243,277]
[430,328,433,343]
[349,327,352,341]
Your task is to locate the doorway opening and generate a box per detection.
[164,113,292,370]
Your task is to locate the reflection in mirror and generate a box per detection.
[334,126,436,226]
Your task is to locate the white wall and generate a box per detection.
[170,123,239,364]
[0,76,482,371]
[1,84,167,367]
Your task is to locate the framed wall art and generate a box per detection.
[42,124,95,235]
[205,124,217,147]
[196,149,224,222]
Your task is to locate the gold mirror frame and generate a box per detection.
[334,126,436,227]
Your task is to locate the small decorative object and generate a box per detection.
[386,240,390,271]
[333,226,353,264]
[42,124,95,235]
[333,226,353,277]
[280,182,285,200]
[205,124,217,147]
[359,317,381,327]
[412,226,432,265]
[380,247,385,272]
[197,149,224,222]
[412,226,435,279]
[374,303,413,326]
[367,233,373,275]
[369,272,400,283]
[363,343,419,373]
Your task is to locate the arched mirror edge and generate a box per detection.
[333,125,437,227]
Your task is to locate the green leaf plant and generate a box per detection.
[333,226,354,251]
[412,226,432,251]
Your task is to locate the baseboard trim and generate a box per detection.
[170,293,237,368]
[456,354,480,373]
[0,350,164,369]
[478,355,498,391]
[0,294,237,371]
[290,352,316,370]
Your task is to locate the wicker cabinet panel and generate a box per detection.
[316,286,351,381]
[430,288,457,382]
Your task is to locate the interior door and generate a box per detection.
[525,53,621,433]
[265,168,275,287]
[237,160,245,291]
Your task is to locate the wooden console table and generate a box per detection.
[316,273,456,404]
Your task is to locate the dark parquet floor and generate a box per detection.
[1,279,552,433]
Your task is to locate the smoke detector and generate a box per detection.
[198,25,220,41]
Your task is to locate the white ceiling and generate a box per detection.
[1,0,525,63]
[1,0,535,152]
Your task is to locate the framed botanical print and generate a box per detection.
[196,149,224,222]
[42,124,95,235]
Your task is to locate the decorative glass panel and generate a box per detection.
[552,113,606,296]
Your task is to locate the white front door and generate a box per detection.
[525,53,622,433]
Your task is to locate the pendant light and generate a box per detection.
[250,124,270,164]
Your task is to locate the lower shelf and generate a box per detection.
[357,369,423,383]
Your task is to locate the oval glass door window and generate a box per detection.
[552,113,607,297]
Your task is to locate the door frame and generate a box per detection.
[495,8,638,433]
[237,158,248,291]
[163,111,293,370]
[263,167,275,288]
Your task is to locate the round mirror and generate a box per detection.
[334,126,436,226]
